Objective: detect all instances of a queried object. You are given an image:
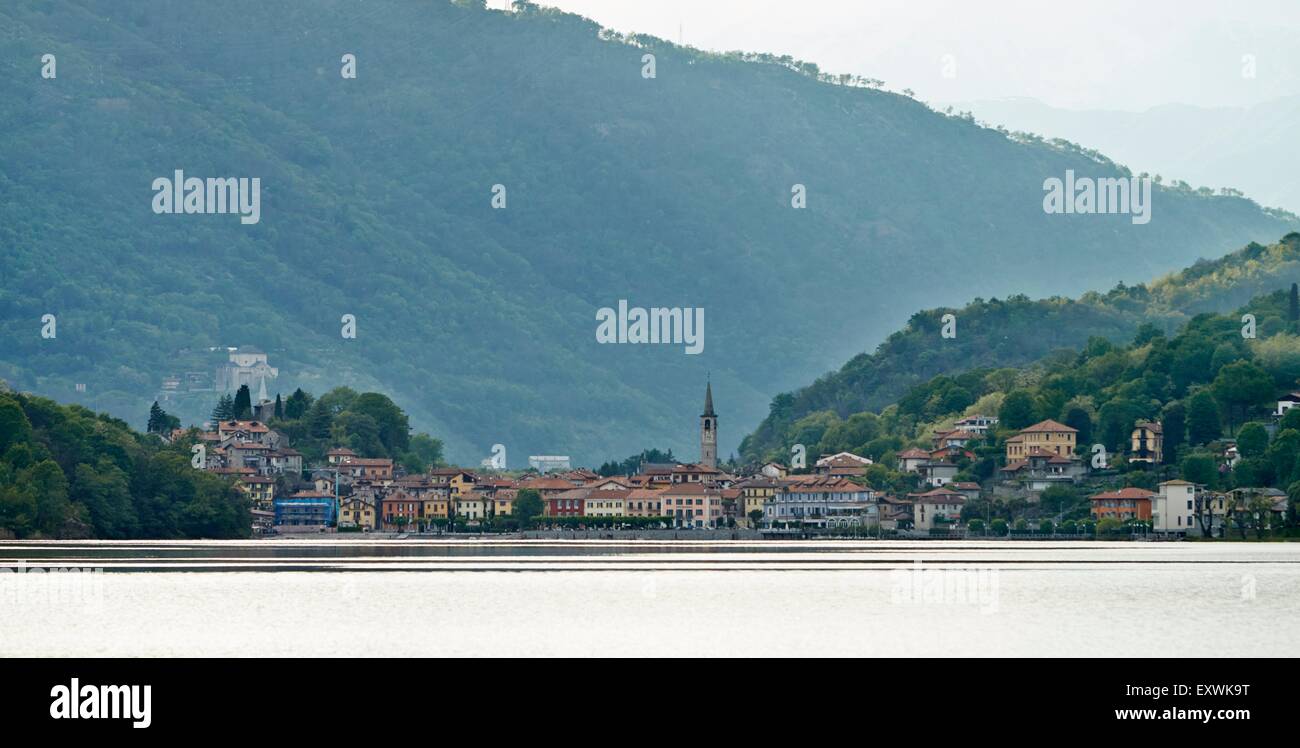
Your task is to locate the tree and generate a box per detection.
[23,459,72,536]
[273,394,284,420]
[1160,401,1186,464]
[1212,360,1275,433]
[210,394,235,423]
[512,489,544,528]
[1041,485,1078,517]
[1267,429,1300,487]
[333,412,383,456]
[404,433,444,472]
[999,390,1038,430]
[1099,399,1144,453]
[1062,406,1093,447]
[748,509,764,527]
[1281,406,1300,433]
[0,397,34,454]
[1290,282,1298,332]
[284,388,312,420]
[1132,322,1164,346]
[232,385,253,420]
[347,392,411,455]
[1246,494,1274,539]
[146,402,179,435]
[1096,517,1123,536]
[1237,422,1269,458]
[1181,452,1218,489]
[147,401,165,433]
[71,461,140,539]
[1287,480,1300,529]
[1186,390,1221,446]
[1195,488,1222,538]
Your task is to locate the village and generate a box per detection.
[181,379,1296,540]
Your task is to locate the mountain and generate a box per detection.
[1,1,1296,466]
[946,96,1300,214]
[752,284,1300,524]
[740,233,1300,462]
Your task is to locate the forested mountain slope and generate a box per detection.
[741,234,1300,461]
[2,1,1295,464]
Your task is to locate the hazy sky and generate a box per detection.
[533,0,1300,111]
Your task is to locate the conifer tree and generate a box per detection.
[210,394,235,423]
[147,401,165,433]
[233,385,253,420]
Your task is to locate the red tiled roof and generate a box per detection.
[908,488,966,503]
[1019,419,1077,434]
[1089,488,1155,500]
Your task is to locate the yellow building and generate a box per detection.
[1006,419,1077,461]
[339,497,376,530]
[449,472,478,499]
[237,476,276,509]
[422,495,451,523]
[492,489,516,518]
[584,489,630,517]
[736,477,779,526]
[455,491,489,522]
[1130,421,1163,464]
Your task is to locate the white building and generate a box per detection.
[1153,480,1197,535]
[764,478,877,528]
[909,488,966,531]
[954,415,998,435]
[1276,392,1300,417]
[216,347,278,393]
[921,461,958,488]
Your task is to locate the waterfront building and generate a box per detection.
[764,478,877,529]
[274,492,337,531]
[1089,487,1154,523]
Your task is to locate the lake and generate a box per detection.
[1,539,1297,657]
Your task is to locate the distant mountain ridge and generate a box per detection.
[947,95,1300,213]
[1,0,1296,466]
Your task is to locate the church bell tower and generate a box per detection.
[700,380,718,469]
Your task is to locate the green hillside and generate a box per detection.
[0,384,249,539]
[765,288,1300,538]
[741,233,1300,462]
[1,1,1296,465]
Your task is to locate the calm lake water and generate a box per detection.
[1,540,1297,657]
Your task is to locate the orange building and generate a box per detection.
[1089,487,1154,522]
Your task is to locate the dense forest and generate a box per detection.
[744,282,1300,531]
[742,234,1300,461]
[1,1,1296,466]
[231,386,444,472]
[0,384,249,539]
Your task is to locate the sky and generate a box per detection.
[531,0,1300,111]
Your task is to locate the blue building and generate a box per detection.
[273,492,337,530]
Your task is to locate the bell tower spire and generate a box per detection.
[700,377,718,469]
